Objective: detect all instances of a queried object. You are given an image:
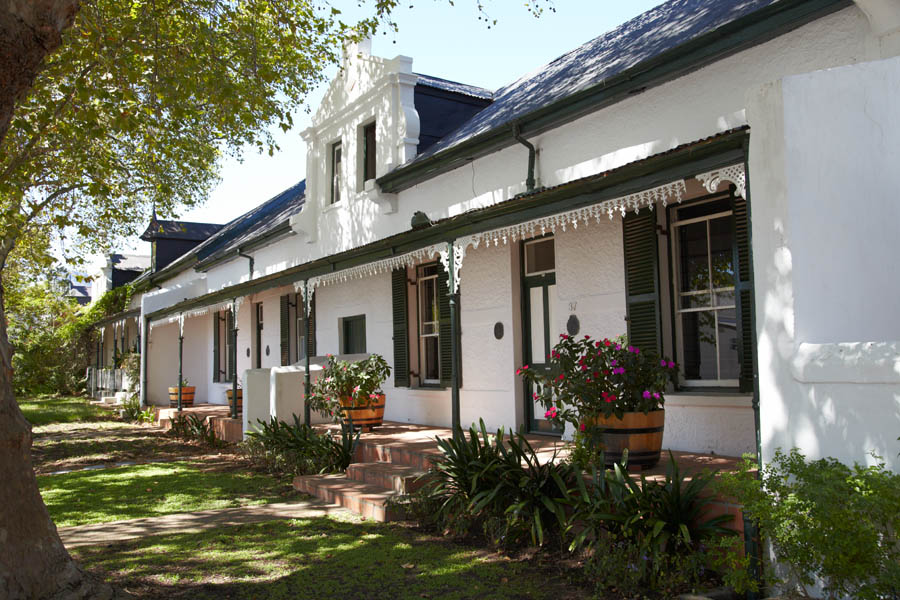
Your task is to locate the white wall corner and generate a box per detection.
[854,0,900,36]
[289,204,318,243]
[365,178,397,214]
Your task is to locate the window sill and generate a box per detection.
[665,392,753,409]
[411,384,446,391]
[322,200,345,214]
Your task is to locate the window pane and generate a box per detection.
[709,216,735,289]
[714,290,735,308]
[423,336,440,381]
[364,123,376,181]
[681,311,718,380]
[420,278,438,325]
[717,308,740,380]
[677,197,731,221]
[680,292,711,310]
[678,221,709,293]
[525,239,555,274]
[332,142,342,204]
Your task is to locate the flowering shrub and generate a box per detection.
[306,354,391,422]
[518,334,675,427]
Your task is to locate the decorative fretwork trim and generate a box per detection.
[695,164,746,199]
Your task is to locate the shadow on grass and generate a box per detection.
[18,395,115,427]
[74,518,588,600]
[40,461,295,527]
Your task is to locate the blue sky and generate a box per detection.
[181,1,663,225]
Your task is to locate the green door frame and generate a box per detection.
[520,240,560,435]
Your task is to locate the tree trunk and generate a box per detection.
[0,279,120,593]
[0,0,79,142]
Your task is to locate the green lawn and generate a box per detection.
[39,460,299,527]
[74,517,590,600]
[18,394,114,427]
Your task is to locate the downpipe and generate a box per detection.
[511,121,536,193]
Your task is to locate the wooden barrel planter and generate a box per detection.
[168,386,196,408]
[226,388,243,411]
[339,394,386,432]
[584,409,665,469]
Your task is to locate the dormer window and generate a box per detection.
[362,122,376,183]
[331,141,342,204]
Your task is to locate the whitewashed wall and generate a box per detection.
[749,54,900,470]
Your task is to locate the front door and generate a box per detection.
[521,237,561,434]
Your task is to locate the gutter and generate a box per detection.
[147,129,747,323]
[377,0,850,193]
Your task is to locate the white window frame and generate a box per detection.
[417,263,441,385]
[670,199,739,387]
[523,237,556,277]
[330,140,342,205]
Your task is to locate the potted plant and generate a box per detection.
[226,376,243,410]
[168,378,196,408]
[519,334,675,469]
[307,354,391,432]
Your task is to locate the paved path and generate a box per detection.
[58,499,352,548]
[43,456,200,476]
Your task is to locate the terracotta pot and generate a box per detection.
[583,409,665,469]
[339,394,386,432]
[168,386,196,408]
[226,388,243,410]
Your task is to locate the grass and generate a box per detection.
[74,517,590,600]
[18,394,114,427]
[39,459,299,527]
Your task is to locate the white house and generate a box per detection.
[119,0,899,470]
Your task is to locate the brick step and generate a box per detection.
[293,474,404,522]
[352,437,442,471]
[345,462,431,494]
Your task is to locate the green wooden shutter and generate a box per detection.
[392,269,410,387]
[437,264,453,387]
[226,309,235,382]
[212,312,220,382]
[280,294,290,366]
[623,209,661,354]
[305,293,316,358]
[732,194,756,393]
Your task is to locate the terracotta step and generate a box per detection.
[345,462,431,494]
[353,437,442,470]
[293,474,404,522]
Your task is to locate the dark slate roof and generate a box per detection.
[110,254,151,272]
[409,0,776,164]
[191,180,306,266]
[414,73,493,101]
[140,219,224,241]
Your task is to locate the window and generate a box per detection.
[213,309,234,382]
[362,122,376,183]
[417,264,441,383]
[330,141,342,204]
[524,237,555,276]
[391,263,453,388]
[624,187,754,392]
[254,302,264,368]
[670,197,739,385]
[341,315,366,354]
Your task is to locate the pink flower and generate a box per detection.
[560,334,569,340]
[532,392,539,400]
[580,423,586,432]
[668,361,675,369]
[610,359,617,366]
[653,392,661,400]
[523,365,529,370]
[642,390,651,399]
[604,340,611,347]
[660,360,668,367]
[584,335,590,340]
[516,368,522,375]
[615,344,622,351]
[580,365,587,371]
[556,373,565,381]
[544,407,558,419]
[353,385,360,394]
